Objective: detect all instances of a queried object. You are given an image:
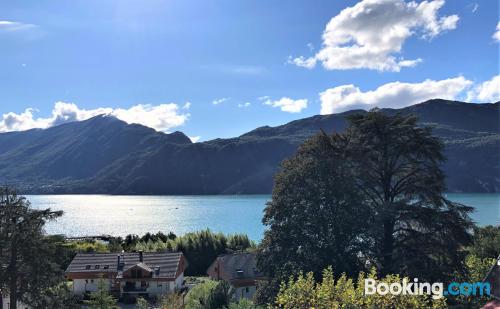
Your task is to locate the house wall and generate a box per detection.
[119,272,184,297]
[72,278,112,295]
[174,272,184,290]
[233,285,257,301]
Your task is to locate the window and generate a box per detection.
[91,279,94,283]
[103,265,109,269]
[85,265,91,270]
[95,265,100,269]
[245,287,249,293]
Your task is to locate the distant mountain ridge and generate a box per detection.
[1,99,498,194]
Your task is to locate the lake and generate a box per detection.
[27,194,499,241]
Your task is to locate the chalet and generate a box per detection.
[207,252,266,300]
[65,251,188,301]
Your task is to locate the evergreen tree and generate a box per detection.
[345,112,473,280]
[257,133,368,298]
[0,187,65,309]
[256,112,473,303]
[85,279,118,309]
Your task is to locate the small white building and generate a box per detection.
[65,251,188,301]
[207,252,266,301]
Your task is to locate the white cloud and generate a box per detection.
[320,76,472,114]
[183,102,191,109]
[189,136,201,143]
[290,0,458,72]
[264,97,308,113]
[0,102,189,133]
[493,22,500,42]
[212,97,229,105]
[0,20,37,32]
[238,102,251,108]
[470,3,479,13]
[466,75,500,102]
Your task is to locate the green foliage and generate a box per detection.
[228,298,263,309]
[257,132,369,291]
[469,225,500,259]
[0,187,67,308]
[85,279,118,309]
[185,280,233,309]
[257,112,474,303]
[117,231,177,251]
[273,266,447,309]
[66,240,109,253]
[132,229,254,276]
[136,296,149,309]
[31,283,81,309]
[449,254,496,308]
[160,292,184,309]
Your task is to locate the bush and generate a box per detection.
[469,225,500,259]
[185,280,233,309]
[273,267,447,308]
[449,254,496,308]
[228,298,263,309]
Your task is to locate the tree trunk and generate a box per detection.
[381,219,395,276]
[9,243,17,309]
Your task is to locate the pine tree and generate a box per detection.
[85,278,118,309]
[0,187,65,309]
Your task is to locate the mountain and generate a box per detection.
[0,99,498,194]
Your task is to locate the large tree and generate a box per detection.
[0,187,66,309]
[257,111,473,303]
[345,112,473,280]
[256,133,369,302]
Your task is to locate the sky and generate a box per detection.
[0,0,499,141]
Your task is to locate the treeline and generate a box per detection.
[67,229,256,276]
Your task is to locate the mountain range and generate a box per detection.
[1,99,498,194]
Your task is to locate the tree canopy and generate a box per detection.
[257,111,474,303]
[0,187,68,309]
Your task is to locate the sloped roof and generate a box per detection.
[66,251,185,279]
[208,252,264,281]
[124,262,153,273]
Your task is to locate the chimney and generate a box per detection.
[139,250,143,262]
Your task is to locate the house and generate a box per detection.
[65,251,188,301]
[207,252,266,300]
[481,255,500,309]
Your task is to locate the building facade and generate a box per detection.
[207,252,266,300]
[66,251,188,301]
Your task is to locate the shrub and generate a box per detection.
[273,267,447,309]
[185,280,233,309]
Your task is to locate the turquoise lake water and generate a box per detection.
[27,194,499,241]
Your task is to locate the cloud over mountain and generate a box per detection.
[0,102,189,132]
[320,76,472,114]
[467,75,500,103]
[263,97,308,113]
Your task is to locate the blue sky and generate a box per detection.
[0,0,498,141]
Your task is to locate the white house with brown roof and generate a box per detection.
[207,252,266,300]
[65,251,188,300]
